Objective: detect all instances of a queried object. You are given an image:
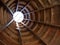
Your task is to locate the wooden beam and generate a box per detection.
[0,0,13,15]
[17,29,22,45]
[0,19,13,30]
[15,0,19,11]
[20,0,32,12]
[24,4,60,15]
[24,19,60,29]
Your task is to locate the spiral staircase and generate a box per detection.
[0,0,60,45]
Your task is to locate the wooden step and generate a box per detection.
[49,30,60,45]
[21,31,31,36]
[41,27,57,44]
[21,34,38,43]
[23,40,40,45]
[37,25,48,37]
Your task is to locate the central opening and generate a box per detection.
[13,11,24,23]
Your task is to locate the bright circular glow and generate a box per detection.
[13,11,24,23]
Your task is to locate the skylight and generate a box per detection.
[13,11,24,23]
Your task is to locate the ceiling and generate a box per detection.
[0,0,60,45]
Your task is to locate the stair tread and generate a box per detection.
[24,40,40,45]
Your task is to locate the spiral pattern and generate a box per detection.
[0,0,60,45]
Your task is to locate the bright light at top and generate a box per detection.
[13,11,24,23]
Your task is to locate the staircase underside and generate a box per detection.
[0,0,60,45]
